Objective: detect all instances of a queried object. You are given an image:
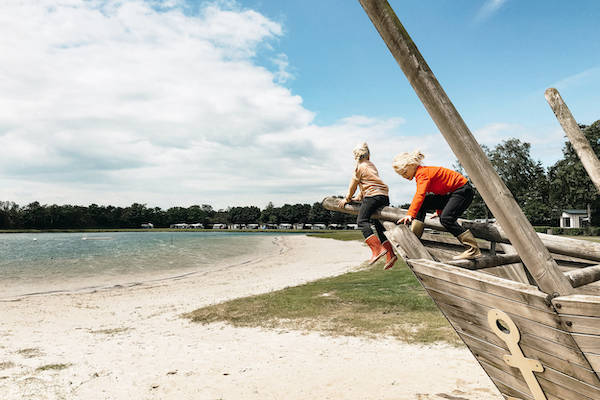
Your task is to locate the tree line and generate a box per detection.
[460,121,600,226]
[0,200,356,230]
[1,120,598,230]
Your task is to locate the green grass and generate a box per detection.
[185,232,458,344]
[35,363,71,372]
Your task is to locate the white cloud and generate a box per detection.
[0,0,457,209]
[474,0,507,23]
[550,67,600,91]
[473,122,566,166]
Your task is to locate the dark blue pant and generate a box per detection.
[415,183,473,237]
[357,195,389,241]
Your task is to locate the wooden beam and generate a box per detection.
[565,265,600,288]
[356,1,574,294]
[447,254,522,270]
[382,222,434,261]
[323,197,600,263]
[545,88,600,193]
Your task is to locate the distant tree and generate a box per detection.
[456,139,552,224]
[548,120,600,223]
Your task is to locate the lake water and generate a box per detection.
[0,231,286,298]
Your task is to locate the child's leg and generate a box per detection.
[357,197,378,239]
[439,184,474,237]
[415,194,449,221]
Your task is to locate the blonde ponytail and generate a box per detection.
[392,150,424,174]
[352,142,370,161]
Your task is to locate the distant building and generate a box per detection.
[141,223,154,229]
[312,223,326,230]
[190,223,204,229]
[560,209,589,228]
[170,223,189,229]
[278,223,292,230]
[246,224,259,229]
[345,223,358,230]
[212,223,226,229]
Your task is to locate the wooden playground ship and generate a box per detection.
[323,2,600,399]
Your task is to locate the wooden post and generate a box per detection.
[545,88,600,193]
[358,0,573,295]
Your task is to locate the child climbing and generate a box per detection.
[338,142,397,270]
[392,150,481,260]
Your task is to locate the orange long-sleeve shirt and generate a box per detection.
[407,166,468,218]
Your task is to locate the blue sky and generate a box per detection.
[0,0,599,209]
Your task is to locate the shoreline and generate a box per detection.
[0,235,500,399]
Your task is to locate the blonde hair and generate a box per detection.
[352,142,370,161]
[392,150,424,174]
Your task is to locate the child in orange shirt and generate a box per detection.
[338,142,397,269]
[392,150,480,260]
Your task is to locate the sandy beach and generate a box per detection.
[0,235,501,400]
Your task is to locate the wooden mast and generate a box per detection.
[545,87,600,194]
[357,0,573,295]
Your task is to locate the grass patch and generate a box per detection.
[35,363,71,372]
[90,327,131,335]
[16,348,43,358]
[185,256,458,344]
[0,361,15,370]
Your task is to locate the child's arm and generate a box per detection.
[338,177,360,207]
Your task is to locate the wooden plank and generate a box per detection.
[407,259,550,310]
[458,331,600,399]
[357,0,573,295]
[440,302,600,384]
[479,358,592,400]
[588,353,600,372]
[430,291,589,365]
[559,314,600,335]
[545,88,600,193]
[553,294,600,317]
[572,333,600,354]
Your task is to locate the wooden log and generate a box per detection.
[323,196,600,263]
[447,254,521,270]
[545,88,600,193]
[357,0,573,295]
[565,265,600,288]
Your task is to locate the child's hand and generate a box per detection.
[338,198,348,208]
[397,215,413,225]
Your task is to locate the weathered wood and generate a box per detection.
[559,314,600,335]
[545,88,600,193]
[572,333,600,354]
[434,296,591,366]
[357,0,573,295]
[459,330,600,400]
[447,253,522,270]
[323,196,600,263]
[553,295,600,317]
[385,223,434,260]
[565,265,600,288]
[407,260,552,311]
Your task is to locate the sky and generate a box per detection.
[0,0,599,210]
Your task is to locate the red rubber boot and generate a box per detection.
[381,240,398,270]
[365,234,387,265]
